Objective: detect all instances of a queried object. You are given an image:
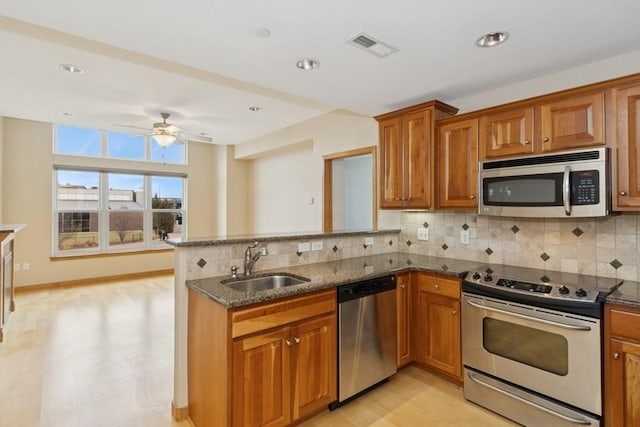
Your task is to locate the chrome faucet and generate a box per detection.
[244,241,268,276]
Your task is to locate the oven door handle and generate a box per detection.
[563,165,571,216]
[465,299,592,331]
[467,371,593,425]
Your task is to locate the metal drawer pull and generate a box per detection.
[522,140,530,145]
[285,339,292,346]
[614,352,620,360]
[467,371,592,425]
[452,310,457,315]
[434,284,440,289]
[465,299,592,331]
[400,284,406,289]
[619,191,627,196]
[543,136,550,142]
[469,195,475,199]
[294,337,300,344]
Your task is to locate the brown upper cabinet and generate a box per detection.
[612,83,640,210]
[375,101,458,209]
[437,119,479,209]
[479,92,605,160]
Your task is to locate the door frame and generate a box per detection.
[322,146,377,232]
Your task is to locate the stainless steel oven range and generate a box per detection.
[462,265,622,427]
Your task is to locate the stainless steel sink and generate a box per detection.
[222,274,310,293]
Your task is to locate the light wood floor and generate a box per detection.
[0,275,516,427]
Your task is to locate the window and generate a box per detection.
[54,169,185,255]
[55,125,186,165]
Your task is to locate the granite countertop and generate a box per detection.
[167,228,400,247]
[186,253,483,308]
[186,251,640,309]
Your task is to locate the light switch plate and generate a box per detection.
[417,227,429,241]
[311,241,323,251]
[298,242,311,252]
[460,230,470,244]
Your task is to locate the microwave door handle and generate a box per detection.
[563,166,571,216]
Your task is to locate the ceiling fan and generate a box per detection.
[114,112,213,146]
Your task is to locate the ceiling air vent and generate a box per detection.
[347,32,398,58]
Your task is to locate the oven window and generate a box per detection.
[482,318,568,376]
[483,173,561,206]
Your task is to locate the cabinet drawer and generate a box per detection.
[608,305,640,341]
[231,290,336,338]
[417,274,460,299]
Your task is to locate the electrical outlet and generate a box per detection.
[22,262,30,271]
[311,241,323,251]
[364,237,374,246]
[417,227,429,241]
[460,230,470,244]
[14,263,20,272]
[364,265,374,274]
[305,197,314,205]
[297,242,311,252]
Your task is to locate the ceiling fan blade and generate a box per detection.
[165,124,181,133]
[113,124,152,131]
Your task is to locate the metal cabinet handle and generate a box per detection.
[400,284,406,289]
[469,195,475,199]
[452,310,457,315]
[614,352,620,360]
[285,339,292,346]
[620,191,627,196]
[522,140,530,145]
[434,284,440,289]
[294,337,300,344]
[543,136,549,142]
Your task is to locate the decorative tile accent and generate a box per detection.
[441,243,449,251]
[388,258,394,264]
[423,222,429,228]
[485,248,493,255]
[197,258,207,268]
[462,223,469,231]
[540,275,550,282]
[296,251,303,257]
[406,240,412,247]
[540,252,550,261]
[441,264,449,272]
[332,245,338,252]
[485,268,494,274]
[572,227,584,237]
[388,240,394,246]
[511,225,520,234]
[363,244,369,249]
[406,259,413,265]
[610,259,623,269]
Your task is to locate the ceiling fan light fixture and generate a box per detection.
[475,31,509,48]
[153,133,177,147]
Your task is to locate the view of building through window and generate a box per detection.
[53,124,187,255]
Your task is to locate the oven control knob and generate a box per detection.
[472,272,481,280]
[559,285,570,295]
[575,288,588,297]
[483,275,493,282]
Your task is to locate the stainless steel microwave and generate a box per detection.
[479,148,610,217]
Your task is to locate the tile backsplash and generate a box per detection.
[400,211,640,281]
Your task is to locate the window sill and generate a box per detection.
[50,247,174,261]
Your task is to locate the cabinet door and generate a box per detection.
[540,92,605,152]
[232,327,291,427]
[378,117,404,208]
[437,119,479,209]
[404,109,433,208]
[291,314,337,421]
[396,273,412,368]
[614,84,640,209]
[417,292,461,380]
[606,339,640,427]
[480,107,534,159]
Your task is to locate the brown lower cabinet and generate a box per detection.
[605,303,640,427]
[414,272,462,382]
[188,288,336,427]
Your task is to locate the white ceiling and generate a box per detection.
[1,0,640,145]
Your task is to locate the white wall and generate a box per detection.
[0,116,3,224]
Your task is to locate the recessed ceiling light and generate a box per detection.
[59,63,84,74]
[248,106,262,112]
[59,112,73,117]
[475,32,509,48]
[296,58,320,70]
[255,28,271,38]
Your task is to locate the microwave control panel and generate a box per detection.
[571,170,599,205]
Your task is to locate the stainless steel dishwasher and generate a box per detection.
[331,274,397,408]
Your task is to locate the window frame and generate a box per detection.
[53,168,186,257]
